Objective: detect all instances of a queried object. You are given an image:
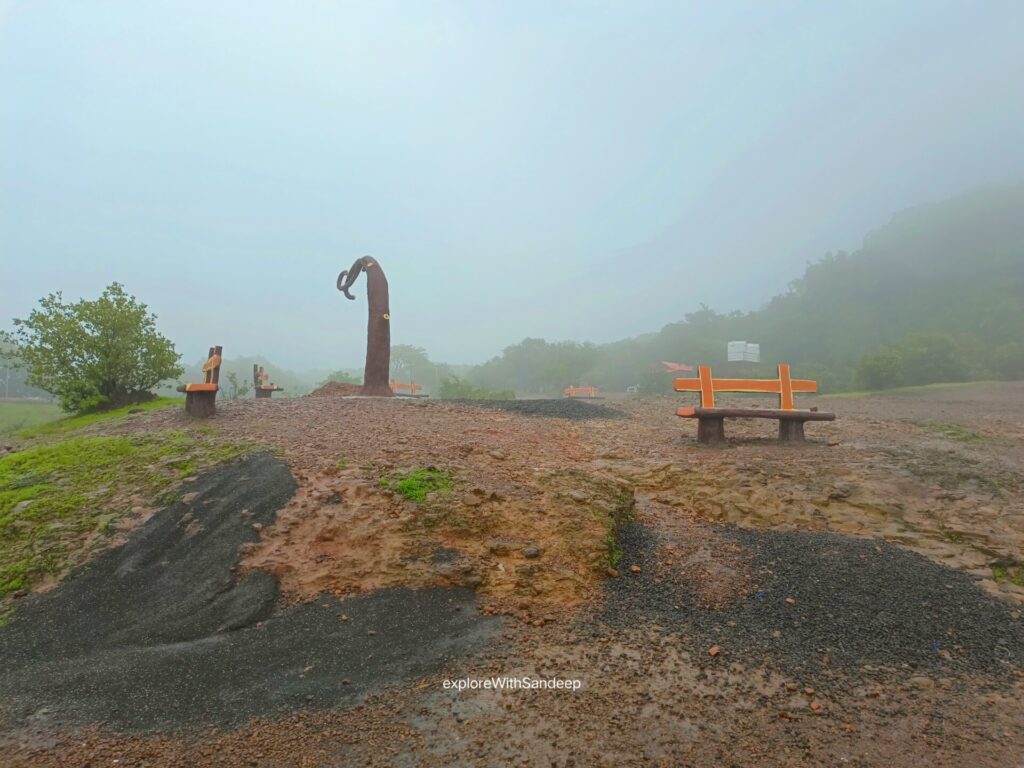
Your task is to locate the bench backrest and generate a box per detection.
[389,379,422,395]
[564,386,598,398]
[201,346,223,386]
[674,364,816,410]
[253,364,278,389]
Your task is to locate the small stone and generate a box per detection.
[786,682,798,692]
[785,597,796,605]
[12,500,35,514]
[488,539,515,556]
[488,450,506,460]
[606,567,620,578]
[522,546,542,559]
[803,687,815,696]
[338,614,349,621]
[909,676,935,690]
[630,565,641,574]
[569,490,589,503]
[463,494,483,507]
[828,482,853,499]
[532,619,544,627]
[367,629,377,636]
[810,701,822,712]
[708,645,721,657]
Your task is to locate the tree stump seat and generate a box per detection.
[176,346,222,418]
[253,365,284,399]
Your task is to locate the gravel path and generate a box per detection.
[444,398,626,420]
[601,522,1024,684]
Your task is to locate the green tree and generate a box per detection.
[895,333,966,385]
[855,348,904,390]
[322,369,361,385]
[438,376,514,400]
[2,283,182,413]
[223,371,252,400]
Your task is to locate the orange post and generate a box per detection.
[698,366,715,408]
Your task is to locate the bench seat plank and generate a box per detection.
[178,383,219,393]
[677,406,835,421]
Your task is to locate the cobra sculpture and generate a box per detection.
[337,256,394,396]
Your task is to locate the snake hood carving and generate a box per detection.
[337,256,393,397]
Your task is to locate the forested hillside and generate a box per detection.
[468,185,1024,393]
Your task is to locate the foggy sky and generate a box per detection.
[2,1,1022,371]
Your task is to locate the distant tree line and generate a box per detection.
[459,185,1024,394]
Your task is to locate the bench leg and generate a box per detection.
[185,391,217,418]
[778,419,805,442]
[697,417,726,445]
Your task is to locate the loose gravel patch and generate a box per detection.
[0,454,501,733]
[602,522,1024,684]
[445,398,626,421]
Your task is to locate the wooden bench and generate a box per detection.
[675,364,835,444]
[564,385,599,399]
[253,364,284,398]
[390,379,423,396]
[176,346,222,418]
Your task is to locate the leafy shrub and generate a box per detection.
[2,283,182,414]
[438,377,514,400]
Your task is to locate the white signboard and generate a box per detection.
[727,341,760,363]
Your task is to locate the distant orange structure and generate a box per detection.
[564,385,599,399]
[390,379,423,396]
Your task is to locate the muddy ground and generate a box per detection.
[2,382,1024,766]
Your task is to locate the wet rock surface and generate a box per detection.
[0,455,501,732]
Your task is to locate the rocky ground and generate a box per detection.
[2,382,1024,766]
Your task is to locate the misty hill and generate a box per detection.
[468,184,1024,393]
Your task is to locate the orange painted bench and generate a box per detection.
[390,379,423,396]
[675,364,835,443]
[176,346,222,418]
[253,364,284,398]
[564,386,599,399]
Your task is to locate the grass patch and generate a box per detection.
[0,401,63,437]
[336,458,349,470]
[923,422,984,443]
[16,397,182,439]
[940,527,966,544]
[831,381,988,399]
[0,431,249,600]
[379,467,453,503]
[992,564,1024,587]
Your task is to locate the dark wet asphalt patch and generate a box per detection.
[0,454,500,732]
[600,522,1024,684]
